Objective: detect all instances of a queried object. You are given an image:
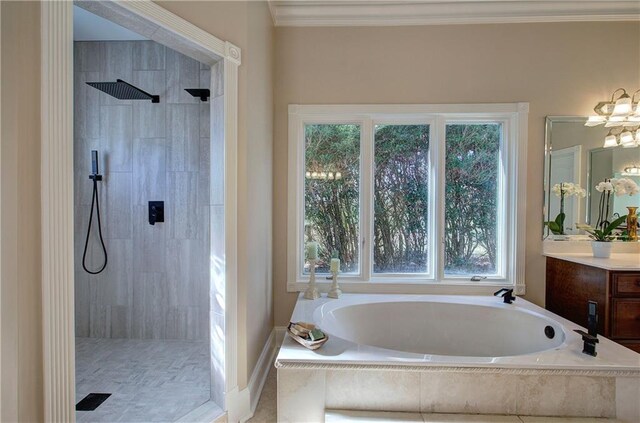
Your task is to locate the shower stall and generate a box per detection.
[73,35,224,422]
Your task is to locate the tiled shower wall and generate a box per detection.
[74,40,218,340]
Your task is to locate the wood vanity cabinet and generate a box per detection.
[545,256,640,353]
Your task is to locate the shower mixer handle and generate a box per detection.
[148,201,165,225]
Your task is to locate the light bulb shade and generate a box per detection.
[603,134,618,148]
[612,95,632,116]
[604,118,625,127]
[620,131,634,145]
[636,131,640,142]
[585,115,606,126]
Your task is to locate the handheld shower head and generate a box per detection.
[91,150,99,175]
[89,150,102,181]
[83,149,107,274]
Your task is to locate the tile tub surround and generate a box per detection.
[73,40,219,340]
[276,294,640,422]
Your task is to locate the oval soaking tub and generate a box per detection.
[313,295,565,357]
[278,294,640,422]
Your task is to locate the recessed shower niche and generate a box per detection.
[73,7,225,421]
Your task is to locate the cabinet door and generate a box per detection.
[545,257,609,335]
[612,299,640,339]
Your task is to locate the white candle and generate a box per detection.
[330,258,340,272]
[306,242,318,260]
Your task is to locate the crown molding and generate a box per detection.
[268,1,640,27]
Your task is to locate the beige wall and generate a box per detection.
[155,1,274,388]
[272,22,640,326]
[1,1,43,422]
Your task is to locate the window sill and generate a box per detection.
[287,280,525,296]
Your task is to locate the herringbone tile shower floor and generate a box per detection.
[75,337,214,422]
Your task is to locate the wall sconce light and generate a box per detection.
[586,88,640,148]
[623,165,640,176]
[586,88,640,127]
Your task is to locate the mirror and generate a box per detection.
[544,116,640,239]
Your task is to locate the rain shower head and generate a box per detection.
[86,79,159,103]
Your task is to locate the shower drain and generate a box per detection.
[76,393,111,411]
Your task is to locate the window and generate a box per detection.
[304,124,360,274]
[374,124,430,274]
[288,104,528,294]
[444,123,502,277]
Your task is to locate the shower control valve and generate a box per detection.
[149,201,165,226]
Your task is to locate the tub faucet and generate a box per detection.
[494,288,516,304]
[573,329,599,357]
[573,300,600,357]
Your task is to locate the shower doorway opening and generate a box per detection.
[41,1,241,422]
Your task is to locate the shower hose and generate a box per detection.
[82,176,108,274]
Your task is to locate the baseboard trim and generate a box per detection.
[275,326,287,348]
[247,330,276,417]
[226,386,250,423]
[230,329,277,423]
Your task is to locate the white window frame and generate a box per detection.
[287,103,529,295]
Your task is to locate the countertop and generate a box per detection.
[543,253,640,271]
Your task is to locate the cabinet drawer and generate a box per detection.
[612,299,640,339]
[613,273,640,296]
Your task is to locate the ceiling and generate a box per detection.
[268,0,640,27]
[74,6,148,41]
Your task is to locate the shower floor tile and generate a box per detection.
[75,337,213,422]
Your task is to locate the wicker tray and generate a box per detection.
[287,322,329,351]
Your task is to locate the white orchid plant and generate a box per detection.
[594,177,639,231]
[545,182,586,235]
[595,177,640,196]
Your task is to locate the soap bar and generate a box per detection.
[288,323,309,338]
[309,328,325,341]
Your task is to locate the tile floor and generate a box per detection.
[75,337,215,422]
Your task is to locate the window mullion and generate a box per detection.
[361,118,374,282]
[434,116,446,282]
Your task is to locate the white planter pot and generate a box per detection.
[591,241,612,258]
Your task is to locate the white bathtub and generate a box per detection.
[276,293,640,422]
[313,295,565,358]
